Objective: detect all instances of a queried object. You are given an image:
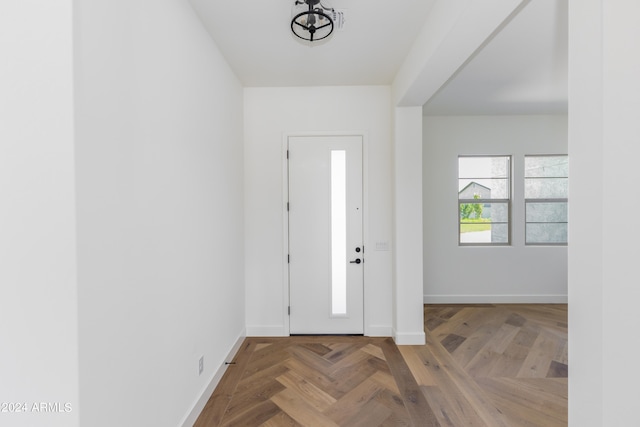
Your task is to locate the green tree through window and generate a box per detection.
[460,194,483,219]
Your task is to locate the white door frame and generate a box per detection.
[282,131,369,336]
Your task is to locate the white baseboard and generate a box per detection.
[423,294,568,304]
[245,325,288,336]
[180,331,246,427]
[248,325,393,337]
[392,329,426,345]
[366,325,393,337]
[246,325,395,337]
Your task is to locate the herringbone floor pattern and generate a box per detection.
[194,336,435,426]
[194,304,567,426]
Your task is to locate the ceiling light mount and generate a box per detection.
[291,0,335,42]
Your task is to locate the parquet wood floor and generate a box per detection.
[413,304,568,426]
[194,304,567,426]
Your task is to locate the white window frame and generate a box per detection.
[458,155,511,246]
[524,154,568,246]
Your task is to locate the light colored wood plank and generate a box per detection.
[464,348,501,378]
[486,323,521,353]
[374,389,411,424]
[271,388,340,427]
[452,310,512,368]
[553,337,568,365]
[517,329,558,378]
[260,411,301,427]
[381,338,441,426]
[275,369,337,412]
[361,343,386,360]
[324,343,360,362]
[397,345,437,386]
[342,397,393,427]
[420,385,474,427]
[369,370,401,395]
[322,378,382,425]
[285,344,335,376]
[221,378,285,423]
[283,357,340,398]
[326,346,373,375]
[426,330,512,427]
[487,341,529,378]
[221,400,282,427]
[476,377,567,427]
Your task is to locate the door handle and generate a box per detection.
[349,258,362,264]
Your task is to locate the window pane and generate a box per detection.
[526,202,568,223]
[331,151,347,315]
[459,223,509,244]
[460,224,492,243]
[487,202,509,223]
[491,224,509,243]
[525,156,568,178]
[526,223,568,244]
[458,178,509,199]
[459,202,508,222]
[525,177,568,198]
[524,155,569,245]
[459,156,510,178]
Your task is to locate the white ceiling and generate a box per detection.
[189,0,437,87]
[423,0,568,115]
[189,0,568,115]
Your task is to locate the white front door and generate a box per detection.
[288,135,364,334]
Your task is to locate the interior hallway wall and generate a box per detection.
[423,115,568,303]
[0,2,79,426]
[569,1,640,425]
[244,86,393,336]
[74,1,245,426]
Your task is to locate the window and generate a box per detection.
[458,156,511,245]
[330,150,347,315]
[525,155,568,245]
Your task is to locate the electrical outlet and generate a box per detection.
[198,356,204,376]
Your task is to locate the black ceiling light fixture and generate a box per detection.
[291,0,335,42]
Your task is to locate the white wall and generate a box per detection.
[569,1,640,425]
[244,86,393,336]
[568,1,603,424]
[423,115,568,303]
[392,107,427,344]
[0,3,79,427]
[74,1,245,426]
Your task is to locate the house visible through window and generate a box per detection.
[458,156,511,245]
[525,155,568,245]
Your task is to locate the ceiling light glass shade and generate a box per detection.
[291,0,334,42]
